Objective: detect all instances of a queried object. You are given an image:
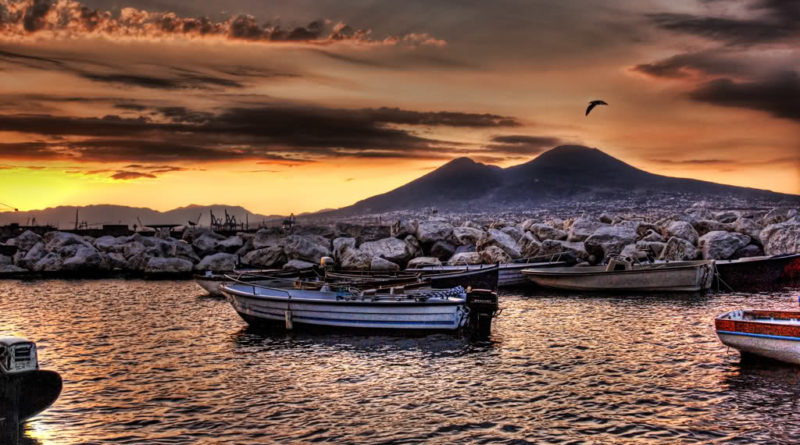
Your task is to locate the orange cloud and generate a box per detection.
[0,0,445,47]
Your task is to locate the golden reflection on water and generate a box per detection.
[2,280,800,443]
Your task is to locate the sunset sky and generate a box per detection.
[0,0,797,215]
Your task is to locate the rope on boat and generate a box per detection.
[712,262,735,292]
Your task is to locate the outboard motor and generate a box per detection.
[466,289,499,338]
[1,337,62,442]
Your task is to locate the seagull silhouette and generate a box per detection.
[585,100,608,116]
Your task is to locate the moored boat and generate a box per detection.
[419,256,574,288]
[716,310,800,365]
[220,280,499,336]
[715,253,800,291]
[1,337,62,439]
[522,259,714,292]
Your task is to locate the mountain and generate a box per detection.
[328,145,799,215]
[0,204,279,229]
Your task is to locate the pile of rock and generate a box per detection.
[1,205,797,277]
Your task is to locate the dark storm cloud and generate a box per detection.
[0,47,246,90]
[486,135,562,154]
[689,71,800,121]
[649,0,800,46]
[632,51,750,79]
[79,72,243,90]
[0,103,520,162]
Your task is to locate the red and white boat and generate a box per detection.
[715,310,800,365]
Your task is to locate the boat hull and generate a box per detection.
[716,310,800,365]
[1,370,62,423]
[222,285,467,332]
[421,262,566,288]
[522,261,714,292]
[715,254,800,291]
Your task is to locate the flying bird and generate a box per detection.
[585,100,608,116]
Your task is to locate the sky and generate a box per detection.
[0,0,797,215]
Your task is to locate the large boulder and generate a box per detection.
[518,232,541,257]
[44,231,90,251]
[500,226,524,242]
[416,220,453,244]
[15,242,46,269]
[359,237,414,264]
[0,264,26,274]
[94,236,125,252]
[480,245,512,264]
[195,252,237,272]
[173,240,200,262]
[429,240,455,261]
[760,220,800,255]
[252,227,284,249]
[7,230,43,252]
[217,236,244,253]
[733,217,762,244]
[659,236,698,261]
[692,219,731,236]
[241,246,286,268]
[698,231,750,260]
[641,230,664,242]
[448,252,482,265]
[714,210,740,223]
[332,237,357,258]
[122,241,146,259]
[61,246,109,272]
[145,257,193,275]
[568,218,605,242]
[370,256,400,272]
[733,244,763,259]
[283,235,331,263]
[480,229,521,259]
[762,207,797,225]
[407,256,442,268]
[391,219,418,238]
[452,226,485,246]
[636,240,666,258]
[584,224,637,260]
[665,221,699,245]
[192,232,225,256]
[33,253,63,272]
[335,222,391,243]
[107,252,127,270]
[338,247,371,270]
[530,223,567,241]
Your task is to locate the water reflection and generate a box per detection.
[1,280,799,443]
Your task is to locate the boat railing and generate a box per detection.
[223,274,293,298]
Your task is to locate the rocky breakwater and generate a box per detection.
[0,205,798,279]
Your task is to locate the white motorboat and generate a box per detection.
[716,310,800,365]
[220,281,498,335]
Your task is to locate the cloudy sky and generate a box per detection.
[0,0,797,214]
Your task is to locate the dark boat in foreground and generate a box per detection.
[714,253,800,291]
[1,337,62,441]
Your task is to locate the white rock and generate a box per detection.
[568,218,605,242]
[448,252,482,265]
[242,246,286,268]
[283,235,331,263]
[7,230,43,252]
[481,229,521,259]
[659,237,698,261]
[283,259,316,270]
[452,226,485,246]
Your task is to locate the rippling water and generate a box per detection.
[3,279,800,443]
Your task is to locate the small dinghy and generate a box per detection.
[522,259,714,292]
[194,267,315,297]
[1,337,62,439]
[716,310,800,365]
[715,253,800,291]
[220,280,499,336]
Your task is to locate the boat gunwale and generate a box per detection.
[522,260,714,277]
[221,284,467,306]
